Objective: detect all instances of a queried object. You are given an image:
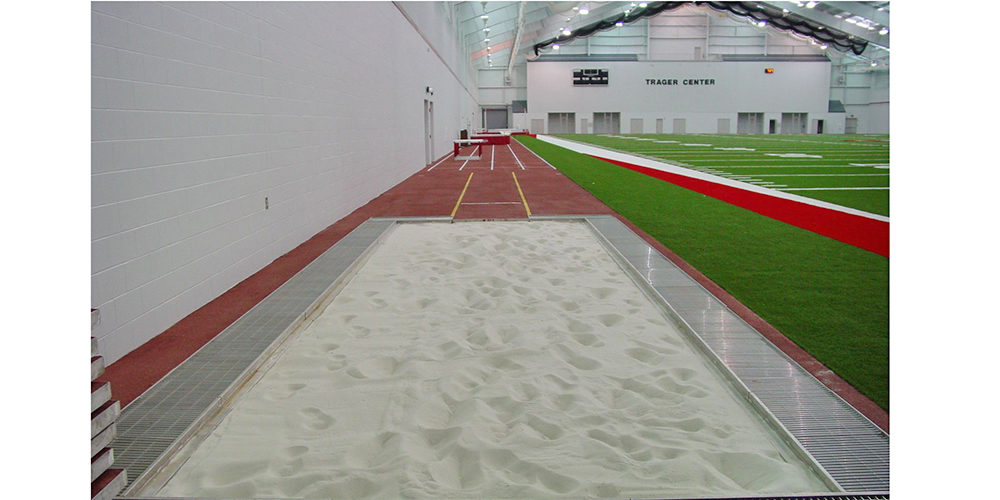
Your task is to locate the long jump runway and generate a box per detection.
[105,138,888,497]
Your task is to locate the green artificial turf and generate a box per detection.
[516,135,889,411]
[561,134,890,216]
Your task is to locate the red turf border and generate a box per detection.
[590,155,890,257]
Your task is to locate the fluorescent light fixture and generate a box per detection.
[616,20,624,26]
[581,7,589,14]
[806,1,817,8]
[757,20,766,27]
[484,38,490,42]
[481,14,488,20]
[552,43,560,49]
[871,61,877,67]
[483,27,490,32]
[639,2,648,7]
[820,44,828,49]
[878,27,889,35]
[563,28,572,36]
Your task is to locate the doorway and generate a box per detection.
[630,118,644,134]
[672,118,686,134]
[484,108,508,130]
[424,100,434,164]
[593,112,621,134]
[547,113,576,134]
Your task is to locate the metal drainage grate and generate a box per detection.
[111,218,397,493]
[578,214,889,492]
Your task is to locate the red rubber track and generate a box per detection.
[99,140,887,433]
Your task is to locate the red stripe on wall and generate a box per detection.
[590,155,889,257]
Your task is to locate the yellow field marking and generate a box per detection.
[511,172,531,217]
[451,172,475,217]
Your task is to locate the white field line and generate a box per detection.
[745,173,889,177]
[778,187,890,191]
[535,134,889,222]
[692,165,889,169]
[715,135,889,147]
[507,144,525,170]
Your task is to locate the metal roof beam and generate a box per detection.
[761,1,889,48]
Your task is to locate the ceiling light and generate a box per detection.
[552,43,560,50]
[581,8,589,15]
[483,27,490,32]
[563,28,572,36]
[484,37,490,42]
[806,1,818,8]
[481,14,488,20]
[573,6,579,11]
[820,44,827,49]
[782,8,789,14]
[639,2,648,7]
[871,61,877,67]
[616,20,624,26]
[757,20,766,27]
[878,27,889,35]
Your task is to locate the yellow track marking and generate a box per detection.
[451,172,474,217]
[511,172,531,217]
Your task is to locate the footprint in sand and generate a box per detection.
[570,332,602,347]
[553,344,602,370]
[299,407,335,430]
[346,357,398,379]
[597,314,625,327]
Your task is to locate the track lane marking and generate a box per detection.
[511,172,531,216]
[451,172,474,217]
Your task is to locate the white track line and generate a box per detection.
[507,144,525,170]
[516,139,557,169]
[458,156,471,171]
[491,145,495,171]
[426,155,450,172]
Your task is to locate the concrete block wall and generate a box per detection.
[92,2,473,364]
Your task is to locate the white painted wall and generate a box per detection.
[526,59,833,134]
[91,2,474,363]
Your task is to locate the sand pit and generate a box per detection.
[153,220,832,499]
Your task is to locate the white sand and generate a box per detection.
[156,221,831,499]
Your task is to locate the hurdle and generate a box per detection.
[453,138,486,161]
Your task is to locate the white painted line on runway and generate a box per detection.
[427,155,450,171]
[507,144,525,170]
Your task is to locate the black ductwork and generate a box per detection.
[532,1,868,56]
